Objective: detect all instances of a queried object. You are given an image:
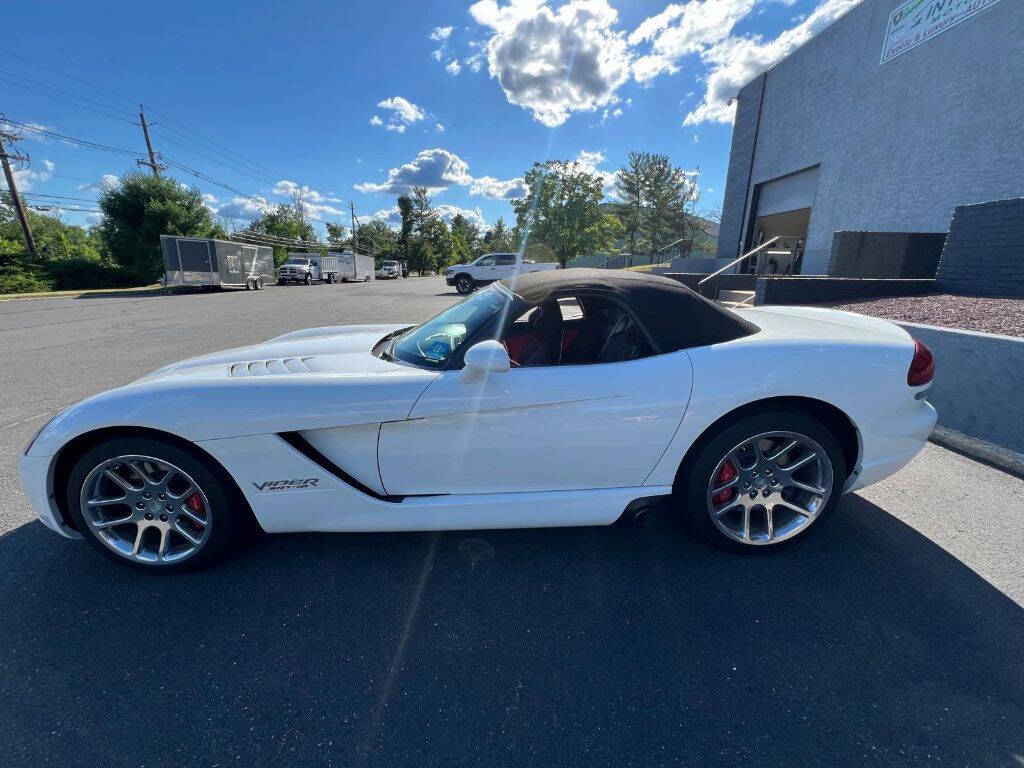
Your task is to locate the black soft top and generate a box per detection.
[500,268,758,352]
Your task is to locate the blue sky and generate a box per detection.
[1,0,859,236]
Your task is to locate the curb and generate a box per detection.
[0,285,161,302]
[929,425,1024,480]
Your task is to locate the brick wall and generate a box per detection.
[935,198,1024,296]
[827,232,945,278]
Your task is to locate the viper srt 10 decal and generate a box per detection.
[252,478,320,491]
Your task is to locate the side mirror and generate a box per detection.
[458,340,510,383]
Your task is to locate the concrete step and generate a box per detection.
[717,289,755,305]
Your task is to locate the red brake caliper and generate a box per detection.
[712,461,736,506]
[186,493,204,513]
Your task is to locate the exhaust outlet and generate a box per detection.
[632,505,657,527]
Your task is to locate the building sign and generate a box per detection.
[881,0,1002,64]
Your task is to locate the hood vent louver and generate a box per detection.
[229,357,315,377]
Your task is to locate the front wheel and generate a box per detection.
[455,275,473,295]
[678,409,845,552]
[304,274,312,286]
[66,437,247,571]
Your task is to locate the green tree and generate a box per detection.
[616,152,649,259]
[615,152,700,263]
[410,186,436,231]
[98,172,219,283]
[396,194,415,254]
[354,219,399,262]
[482,217,517,253]
[449,212,480,254]
[243,199,319,265]
[325,222,348,247]
[511,160,621,267]
[420,218,454,273]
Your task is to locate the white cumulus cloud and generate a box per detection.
[684,0,861,124]
[372,203,489,231]
[470,0,632,127]
[377,96,426,124]
[446,59,462,76]
[214,196,274,222]
[630,0,756,83]
[3,158,55,193]
[469,175,529,200]
[355,148,473,195]
[271,180,341,203]
[77,173,119,193]
[430,25,455,41]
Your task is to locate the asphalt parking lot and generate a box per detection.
[1,278,1021,767]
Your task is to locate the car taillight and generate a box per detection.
[907,339,934,386]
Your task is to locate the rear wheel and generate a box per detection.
[678,409,845,552]
[66,437,246,572]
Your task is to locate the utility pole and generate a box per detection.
[138,104,161,177]
[0,129,37,257]
[350,202,358,252]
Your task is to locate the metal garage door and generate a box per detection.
[757,166,819,216]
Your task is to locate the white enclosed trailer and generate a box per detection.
[334,251,375,282]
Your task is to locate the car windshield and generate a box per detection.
[383,261,398,267]
[284,258,308,265]
[388,285,510,368]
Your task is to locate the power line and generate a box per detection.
[0,46,290,183]
[148,108,288,181]
[150,120,284,183]
[150,127,279,185]
[0,46,139,107]
[0,75,137,125]
[0,68,137,119]
[2,118,142,156]
[23,192,101,204]
[161,156,267,203]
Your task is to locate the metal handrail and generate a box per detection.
[697,236,781,285]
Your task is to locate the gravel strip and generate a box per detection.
[816,293,1024,338]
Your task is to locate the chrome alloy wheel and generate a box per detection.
[706,431,833,546]
[79,455,213,564]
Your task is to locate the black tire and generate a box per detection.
[304,273,312,286]
[455,275,474,295]
[66,437,248,572]
[255,278,263,290]
[326,273,335,284]
[677,408,846,553]
[277,279,286,286]
[245,279,254,291]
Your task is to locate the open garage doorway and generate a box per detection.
[744,166,819,274]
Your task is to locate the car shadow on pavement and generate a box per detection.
[1,494,1021,767]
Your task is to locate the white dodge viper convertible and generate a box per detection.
[19,270,937,571]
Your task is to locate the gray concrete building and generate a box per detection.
[717,0,1024,277]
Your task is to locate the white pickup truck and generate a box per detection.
[445,252,558,295]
